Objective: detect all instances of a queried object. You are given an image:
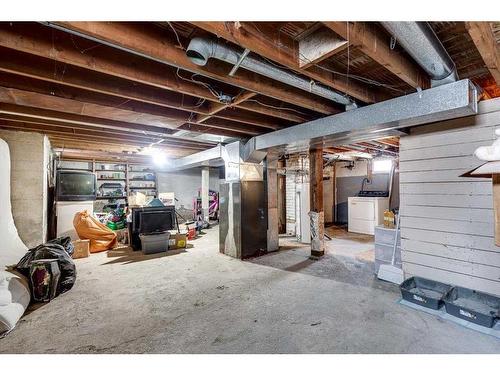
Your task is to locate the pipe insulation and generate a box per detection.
[381,22,457,85]
[186,37,356,109]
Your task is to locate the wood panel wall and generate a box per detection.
[399,97,500,296]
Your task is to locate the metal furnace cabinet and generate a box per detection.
[219,181,268,259]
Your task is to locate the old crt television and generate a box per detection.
[56,170,97,201]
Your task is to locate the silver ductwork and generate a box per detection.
[166,79,477,170]
[186,37,356,109]
[246,79,477,159]
[381,22,458,86]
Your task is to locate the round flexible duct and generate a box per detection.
[381,22,457,84]
[186,37,356,109]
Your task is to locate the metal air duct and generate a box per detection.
[186,37,356,109]
[381,22,458,86]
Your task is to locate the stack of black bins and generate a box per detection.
[400,277,453,310]
[443,287,500,328]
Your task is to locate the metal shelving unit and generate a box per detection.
[57,159,158,208]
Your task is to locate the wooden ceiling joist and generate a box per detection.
[0,47,211,115]
[323,22,430,90]
[0,85,271,138]
[0,23,309,124]
[191,21,385,103]
[49,22,338,115]
[298,26,348,69]
[465,22,500,85]
[0,102,174,136]
[0,85,188,129]
[0,119,208,150]
[196,91,257,123]
[0,115,214,149]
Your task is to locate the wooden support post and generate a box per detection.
[493,174,500,246]
[309,147,325,257]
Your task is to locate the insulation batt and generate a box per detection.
[475,128,500,161]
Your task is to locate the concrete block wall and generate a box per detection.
[0,130,49,248]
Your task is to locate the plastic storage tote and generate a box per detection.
[139,232,170,255]
[400,277,453,310]
[443,287,500,328]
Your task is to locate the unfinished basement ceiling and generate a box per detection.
[0,21,498,160]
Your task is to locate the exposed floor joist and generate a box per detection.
[49,22,339,115]
[323,22,429,89]
[191,21,385,103]
[465,22,500,85]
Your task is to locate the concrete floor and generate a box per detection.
[1,226,500,354]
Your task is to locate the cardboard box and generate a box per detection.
[168,233,187,250]
[72,239,90,259]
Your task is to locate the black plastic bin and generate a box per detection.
[443,287,500,328]
[400,277,453,310]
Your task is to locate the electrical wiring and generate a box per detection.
[166,21,185,51]
[245,99,309,116]
[175,68,223,101]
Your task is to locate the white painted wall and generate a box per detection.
[399,97,500,296]
[157,167,220,214]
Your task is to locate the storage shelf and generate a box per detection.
[97,178,127,181]
[96,196,127,200]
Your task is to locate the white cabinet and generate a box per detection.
[348,197,388,235]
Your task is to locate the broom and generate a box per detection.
[377,212,404,284]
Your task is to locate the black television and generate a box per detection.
[56,170,97,201]
[130,206,176,250]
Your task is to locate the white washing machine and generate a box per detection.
[348,196,388,235]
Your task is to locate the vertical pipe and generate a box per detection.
[201,167,210,222]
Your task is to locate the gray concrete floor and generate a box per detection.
[1,225,500,354]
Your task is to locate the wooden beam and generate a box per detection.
[465,22,500,86]
[0,84,188,129]
[0,85,263,137]
[0,119,208,150]
[237,100,308,123]
[0,46,210,115]
[323,22,429,89]
[0,23,315,122]
[0,102,174,136]
[51,22,338,114]
[0,115,213,149]
[298,27,348,69]
[0,23,220,102]
[197,91,256,123]
[309,146,325,257]
[192,21,386,103]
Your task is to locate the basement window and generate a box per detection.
[372,159,393,174]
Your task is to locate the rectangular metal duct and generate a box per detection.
[163,144,224,171]
[246,79,477,159]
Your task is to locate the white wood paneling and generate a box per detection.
[399,98,500,296]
